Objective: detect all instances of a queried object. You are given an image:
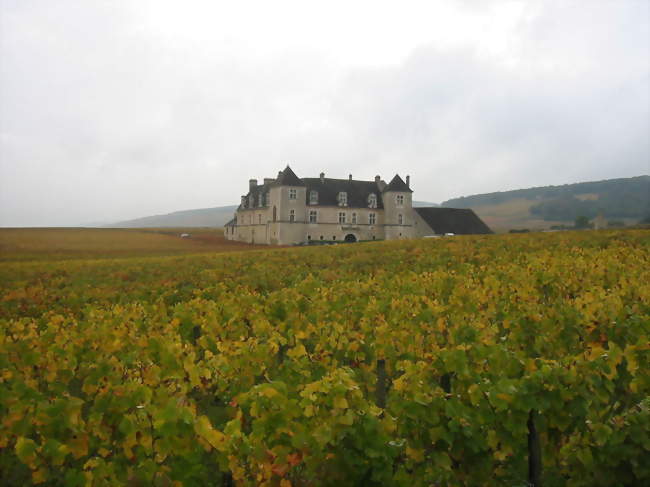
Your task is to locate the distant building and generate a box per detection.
[593,212,607,230]
[225,166,492,245]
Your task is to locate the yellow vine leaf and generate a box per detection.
[406,446,425,462]
[15,437,38,468]
[32,467,48,484]
[194,415,226,451]
[496,393,514,403]
[333,396,348,409]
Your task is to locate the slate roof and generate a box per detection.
[302,178,385,209]
[415,207,493,235]
[240,180,273,210]
[240,166,414,210]
[224,218,235,227]
[384,174,413,193]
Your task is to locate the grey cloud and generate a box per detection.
[1,0,648,226]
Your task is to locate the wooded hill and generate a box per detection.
[442,176,649,231]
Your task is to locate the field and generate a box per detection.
[469,198,569,232]
[0,228,258,262]
[1,229,649,486]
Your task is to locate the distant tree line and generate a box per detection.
[443,176,649,221]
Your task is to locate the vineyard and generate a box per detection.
[1,230,648,486]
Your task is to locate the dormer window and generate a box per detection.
[289,188,297,200]
[258,193,263,207]
[263,192,269,206]
[309,190,318,205]
[337,192,348,206]
[396,194,404,207]
[249,194,255,207]
[368,193,377,208]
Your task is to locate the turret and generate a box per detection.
[382,174,414,239]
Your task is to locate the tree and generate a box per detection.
[574,215,591,229]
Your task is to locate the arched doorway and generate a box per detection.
[344,233,357,243]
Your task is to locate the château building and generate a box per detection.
[224,166,491,245]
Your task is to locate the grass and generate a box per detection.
[0,227,260,262]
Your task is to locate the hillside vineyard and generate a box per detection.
[1,231,649,485]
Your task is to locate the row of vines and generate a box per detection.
[1,230,649,485]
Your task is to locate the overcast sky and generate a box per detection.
[1,0,648,226]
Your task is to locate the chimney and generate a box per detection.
[406,175,410,188]
[320,172,325,183]
[349,174,352,182]
[249,179,257,190]
[264,178,274,185]
[375,175,381,183]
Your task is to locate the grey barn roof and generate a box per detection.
[415,207,493,235]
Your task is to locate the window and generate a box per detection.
[308,235,311,241]
[263,192,269,206]
[352,213,357,224]
[258,194,263,207]
[249,195,255,207]
[338,212,346,224]
[309,210,317,223]
[320,235,324,240]
[258,214,262,224]
[368,193,377,208]
[309,190,318,205]
[396,194,404,206]
[289,188,297,200]
[369,213,376,225]
[289,209,295,222]
[337,192,347,206]
[398,213,403,225]
[273,206,277,222]
[333,236,336,240]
